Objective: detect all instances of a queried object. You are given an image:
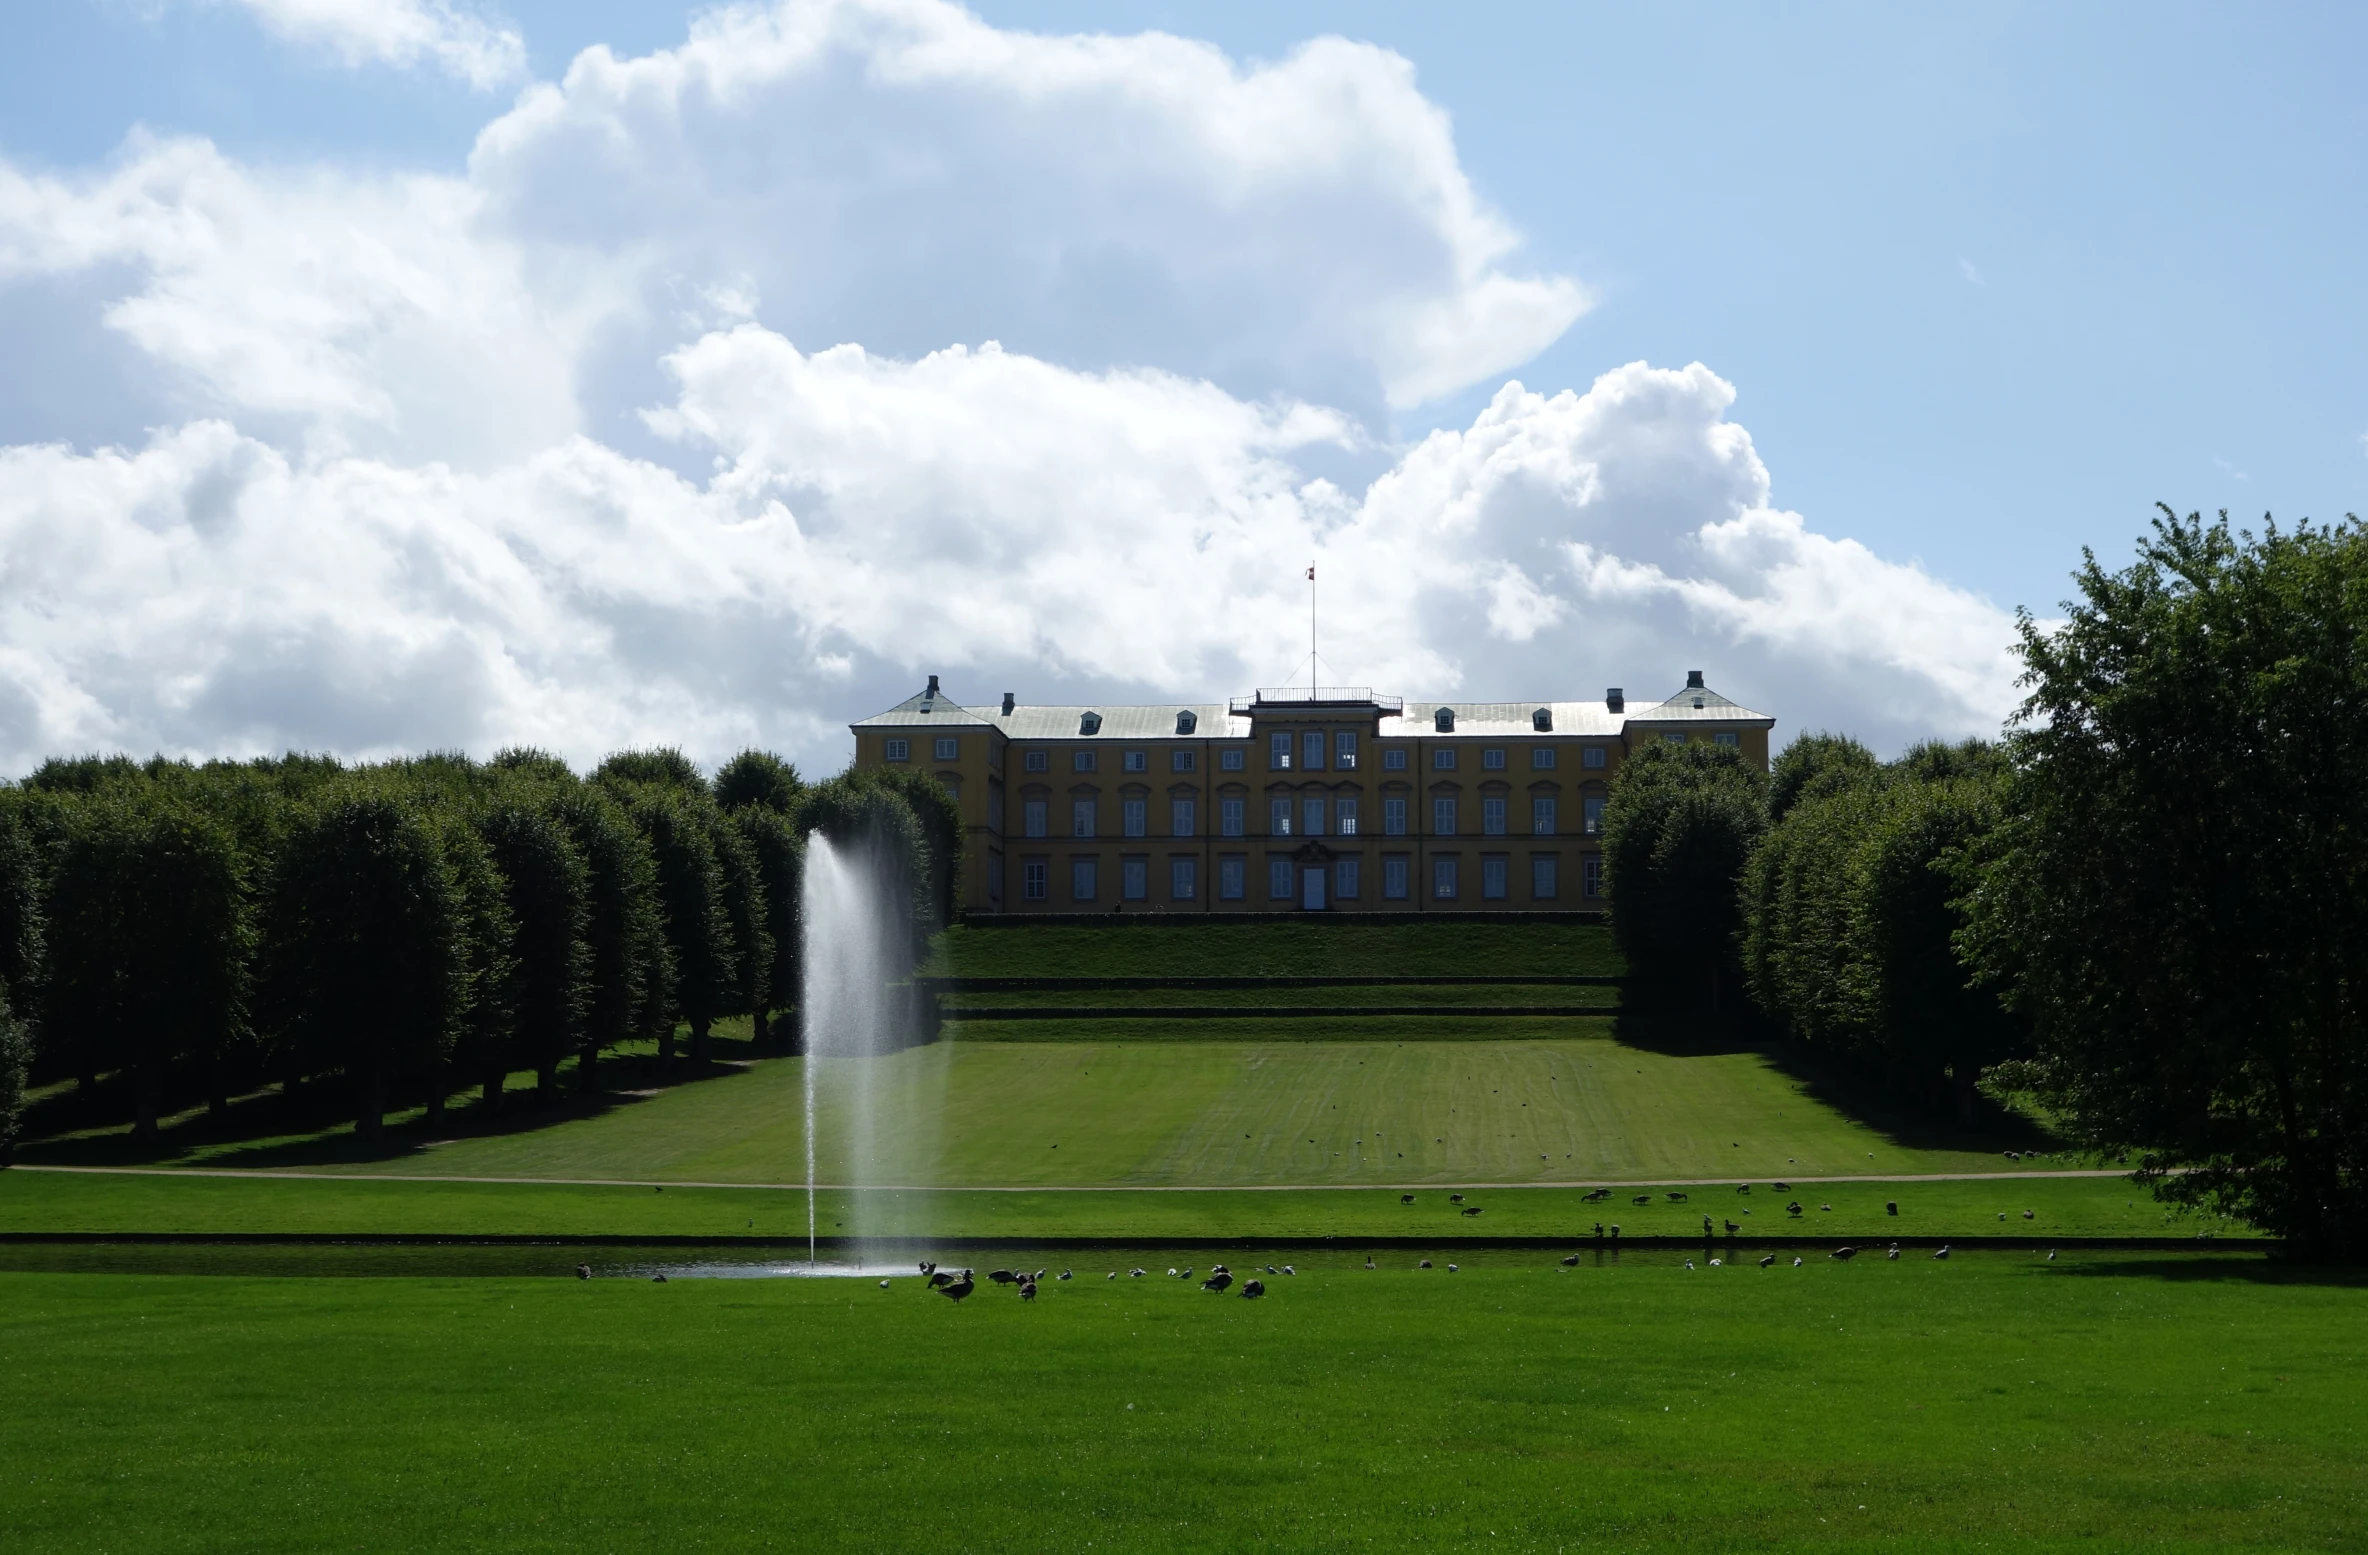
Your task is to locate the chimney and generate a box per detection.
[1000,692,1015,716]
[1685,670,1704,689]
[926,674,941,697]
[1606,687,1624,713]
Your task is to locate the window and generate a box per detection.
[1582,746,1608,770]
[1269,858,1296,900]
[1584,795,1606,836]
[1482,856,1508,899]
[1483,797,1507,836]
[1433,857,1458,899]
[1382,748,1408,771]
[1532,747,1557,769]
[1383,796,1407,836]
[1483,748,1507,771]
[1532,796,1557,836]
[1171,798,1196,837]
[1172,750,1197,772]
[1269,732,1293,769]
[939,776,960,802]
[1122,858,1149,900]
[1220,748,1246,772]
[1220,857,1247,899]
[1715,731,1739,748]
[1334,856,1361,900]
[1663,732,1686,746]
[1583,856,1604,898]
[933,737,958,761]
[884,738,910,761]
[1433,796,1457,836]
[1071,857,1097,901]
[1023,860,1047,900]
[1171,858,1197,900]
[1024,800,1048,838]
[1024,750,1050,773]
[1433,748,1457,770]
[1123,750,1149,773]
[1335,730,1357,769]
[1074,750,1099,771]
[1072,799,1097,837]
[1383,856,1410,900]
[1221,797,1245,837]
[1302,731,1325,770]
[1123,799,1146,838]
[1270,797,1293,837]
[1532,855,1558,900]
[1335,796,1359,836]
[1301,797,1325,837]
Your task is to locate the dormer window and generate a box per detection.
[1079,711,1102,736]
[1175,709,1197,736]
[1532,707,1552,731]
[1434,707,1456,733]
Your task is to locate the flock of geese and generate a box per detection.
[911,1260,1276,1301]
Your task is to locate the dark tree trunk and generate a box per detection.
[659,1025,675,1068]
[134,1061,160,1139]
[358,1066,384,1140]
[538,1061,558,1101]
[690,1014,711,1063]
[751,1006,769,1053]
[482,1071,503,1113]
[577,1043,600,1094]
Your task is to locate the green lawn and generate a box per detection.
[0,1165,2252,1242]
[927,919,1620,979]
[34,1039,2057,1188]
[2,1254,2358,1552]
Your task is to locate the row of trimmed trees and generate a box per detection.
[0,748,961,1154]
[1606,508,2368,1261]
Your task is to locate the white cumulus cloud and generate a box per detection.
[0,0,2021,775]
[211,0,527,88]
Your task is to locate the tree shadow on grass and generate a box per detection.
[1612,997,2064,1159]
[15,1032,782,1173]
[2048,1255,2368,1289]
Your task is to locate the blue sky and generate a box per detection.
[1,1,2361,770]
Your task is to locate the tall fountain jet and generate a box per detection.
[799,830,917,1263]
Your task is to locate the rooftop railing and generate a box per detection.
[1231,688,1404,714]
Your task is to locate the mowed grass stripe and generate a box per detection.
[0,1167,2255,1242]
[938,982,1623,1010]
[927,920,1622,979]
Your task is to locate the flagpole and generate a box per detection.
[1308,563,1317,698]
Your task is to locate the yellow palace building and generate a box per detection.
[850,675,1773,916]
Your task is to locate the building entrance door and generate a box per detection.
[1301,866,1327,911]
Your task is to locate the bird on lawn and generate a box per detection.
[1058,1270,1072,1281]
[1202,1271,1233,1292]
[1723,1220,1740,1236]
[1241,1279,1265,1299]
[1450,1193,1466,1203]
[1130,1268,1146,1278]
[1560,1254,1581,1266]
[1831,1247,1857,1261]
[1791,1257,1803,1267]
[1418,1260,1433,1269]
[1886,1245,1900,1261]
[1282,1265,1294,1275]
[1401,1194,1416,1204]
[918,1261,937,1279]
[1107,1272,1117,1280]
[1933,1246,1952,1260]
[1461,1206,1484,1217]
[2047,1250,2057,1261]
[1758,1255,1776,1269]
[576,1264,591,1280]
[879,1279,890,1289]
[928,1269,956,1289]
[941,1271,975,1302]
[1019,1280,1037,1302]
[652,1273,668,1283]
[1365,1255,1376,1269]
[987,1269,1020,1285]
[1266,1265,1280,1275]
[1447,1263,1459,1272]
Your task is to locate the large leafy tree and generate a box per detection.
[42,793,251,1134]
[714,750,802,816]
[0,793,42,1062]
[476,800,592,1100]
[264,793,469,1138]
[0,985,27,1164]
[1602,741,1768,1007]
[1960,509,2368,1259]
[610,787,737,1066]
[549,787,668,1092]
[730,806,803,1052]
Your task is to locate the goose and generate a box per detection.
[1791,1257,1803,1267]
[1202,1271,1234,1292]
[576,1264,591,1281]
[1932,1245,1952,1260]
[1241,1279,1266,1299]
[941,1272,975,1302]
[1058,1270,1073,1281]
[1886,1245,1900,1261]
[928,1269,956,1289]
[1401,1194,1416,1204]
[1019,1280,1037,1302]
[1450,1193,1466,1204]
[1758,1255,1776,1269]
[987,1269,1020,1285]
[1446,1263,1459,1272]
[1831,1247,1857,1261]
[878,1279,891,1289]
[1281,1265,1295,1275]
[1461,1206,1484,1217]
[1560,1254,1581,1266]
[1418,1259,1433,1269]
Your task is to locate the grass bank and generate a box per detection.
[926,919,1621,979]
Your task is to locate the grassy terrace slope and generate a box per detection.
[91,1038,2048,1187]
[925,919,1621,979]
[3,1256,2359,1552]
